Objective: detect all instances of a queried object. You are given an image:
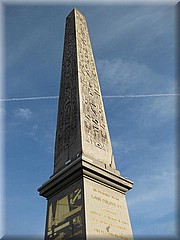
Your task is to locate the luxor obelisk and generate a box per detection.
[38,8,134,240]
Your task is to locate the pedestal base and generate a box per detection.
[38,158,134,240]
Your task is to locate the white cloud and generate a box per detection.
[14,108,33,121]
[93,5,175,56]
[127,95,177,130]
[30,124,38,137]
[0,108,5,119]
[98,58,176,136]
[97,58,175,95]
[30,123,55,154]
[138,97,175,122]
[125,151,177,236]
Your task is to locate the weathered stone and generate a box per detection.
[54,8,116,174]
[38,8,134,240]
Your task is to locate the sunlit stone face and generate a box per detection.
[84,178,134,240]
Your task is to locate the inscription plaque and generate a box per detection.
[84,178,133,240]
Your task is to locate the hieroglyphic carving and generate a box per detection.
[75,10,110,152]
[54,11,80,173]
[54,8,116,173]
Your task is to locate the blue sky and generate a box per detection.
[2,1,178,239]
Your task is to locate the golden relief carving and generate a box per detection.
[47,187,82,239]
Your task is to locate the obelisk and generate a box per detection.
[38,8,134,240]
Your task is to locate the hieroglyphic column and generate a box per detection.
[54,8,116,174]
[54,9,81,173]
[75,9,116,169]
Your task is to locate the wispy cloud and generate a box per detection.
[93,6,175,59]
[97,58,175,95]
[148,95,176,120]
[124,141,177,236]
[0,107,5,115]
[30,124,55,154]
[14,108,33,121]
[96,57,176,135]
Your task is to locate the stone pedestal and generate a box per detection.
[38,158,133,240]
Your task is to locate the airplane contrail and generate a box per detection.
[0,96,58,102]
[103,93,180,98]
[0,93,179,102]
